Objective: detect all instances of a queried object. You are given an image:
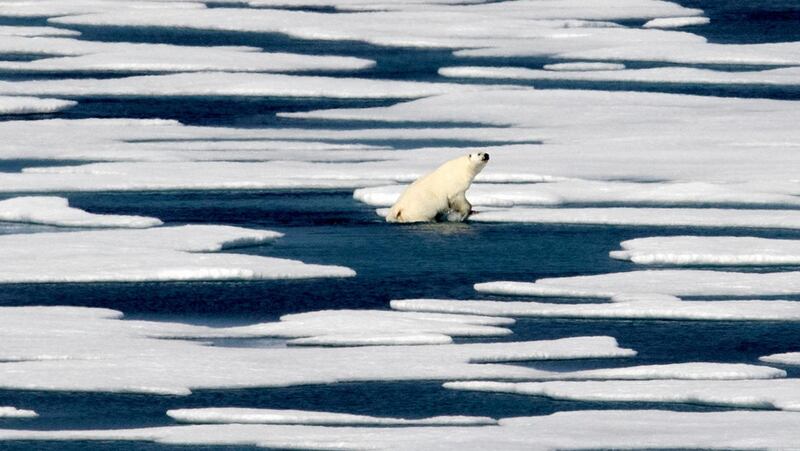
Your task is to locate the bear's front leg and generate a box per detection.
[448,192,472,221]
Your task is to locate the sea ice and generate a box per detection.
[392,298,800,322]
[0,407,37,419]
[445,379,800,411]
[0,224,356,283]
[0,26,79,37]
[542,62,626,71]
[612,236,800,265]
[643,16,710,29]
[469,207,800,229]
[3,410,800,450]
[760,352,800,366]
[167,408,496,426]
[0,96,76,115]
[0,306,633,394]
[0,196,161,228]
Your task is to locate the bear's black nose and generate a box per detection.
[482,153,490,161]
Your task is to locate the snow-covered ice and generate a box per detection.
[0,407,37,419]
[0,224,356,283]
[167,408,497,426]
[0,306,634,394]
[469,207,800,229]
[612,236,800,265]
[0,96,76,115]
[3,410,800,450]
[542,62,626,71]
[392,297,800,322]
[760,352,800,367]
[445,379,800,411]
[643,16,710,29]
[0,72,497,99]
[0,196,161,228]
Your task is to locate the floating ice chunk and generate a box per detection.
[0,26,79,37]
[0,38,374,73]
[643,16,710,29]
[760,353,800,366]
[470,207,800,230]
[0,307,633,394]
[154,310,516,347]
[476,270,800,299]
[0,196,161,228]
[0,224,356,283]
[355,181,800,208]
[0,96,75,115]
[0,72,497,99]
[4,410,800,450]
[612,236,800,266]
[0,407,37,419]
[449,362,786,382]
[0,1,204,18]
[392,298,800,322]
[441,65,800,87]
[167,408,497,426]
[445,379,800,411]
[542,62,626,71]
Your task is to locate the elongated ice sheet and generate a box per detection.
[2,410,800,450]
[0,196,161,228]
[612,236,800,266]
[0,306,633,394]
[445,379,800,411]
[0,407,37,419]
[0,224,355,283]
[167,408,496,426]
[0,96,75,115]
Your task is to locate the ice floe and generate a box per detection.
[761,352,800,366]
[441,65,800,87]
[0,37,374,73]
[643,16,710,29]
[445,379,800,411]
[470,207,800,229]
[167,408,496,426]
[612,236,800,266]
[392,297,800,322]
[542,62,626,71]
[0,407,37,419]
[0,196,161,228]
[0,224,356,283]
[355,180,800,208]
[0,72,495,99]
[0,26,79,37]
[3,410,800,450]
[0,96,75,115]
[0,306,633,394]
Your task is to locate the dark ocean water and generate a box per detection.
[1,1,800,450]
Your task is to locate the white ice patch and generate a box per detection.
[167,408,497,426]
[0,26,79,37]
[355,180,800,208]
[0,96,75,115]
[445,379,800,411]
[643,16,711,29]
[469,207,800,230]
[3,411,800,450]
[761,352,800,366]
[155,310,516,347]
[441,65,800,87]
[0,407,37,419]
[0,37,374,73]
[612,236,800,266]
[0,224,355,283]
[475,270,800,299]
[542,62,626,71]
[0,196,161,228]
[392,297,800,322]
[0,306,633,394]
[0,72,498,99]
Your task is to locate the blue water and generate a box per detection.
[1,2,800,450]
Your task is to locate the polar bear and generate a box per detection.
[386,152,489,223]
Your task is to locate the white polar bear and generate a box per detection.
[386,152,489,223]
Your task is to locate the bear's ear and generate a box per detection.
[395,210,402,219]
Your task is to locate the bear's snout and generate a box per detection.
[482,153,490,162]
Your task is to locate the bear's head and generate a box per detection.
[467,152,490,174]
